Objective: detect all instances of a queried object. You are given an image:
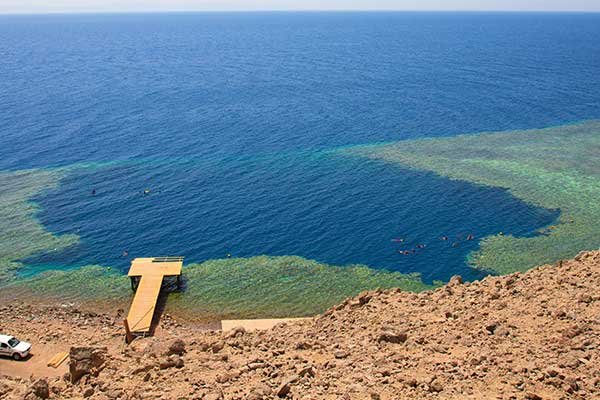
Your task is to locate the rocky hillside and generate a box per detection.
[1,251,599,399]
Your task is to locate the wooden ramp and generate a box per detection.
[126,257,183,335]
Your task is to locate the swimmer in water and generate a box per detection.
[467,234,475,241]
[91,189,96,196]
[122,250,129,257]
[441,236,448,241]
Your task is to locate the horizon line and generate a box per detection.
[1,9,600,16]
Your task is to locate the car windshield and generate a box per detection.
[7,338,20,347]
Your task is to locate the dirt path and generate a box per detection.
[0,340,68,379]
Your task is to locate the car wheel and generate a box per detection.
[13,353,21,361]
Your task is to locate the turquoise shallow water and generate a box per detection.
[1,12,600,283]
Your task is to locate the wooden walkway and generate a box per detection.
[221,318,311,332]
[126,257,183,334]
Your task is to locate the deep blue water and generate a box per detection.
[2,12,599,282]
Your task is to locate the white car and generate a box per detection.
[0,334,31,360]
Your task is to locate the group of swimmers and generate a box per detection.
[394,233,476,255]
[91,188,152,196]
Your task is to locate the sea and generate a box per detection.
[1,12,599,283]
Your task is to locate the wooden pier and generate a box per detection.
[221,318,311,332]
[125,257,183,340]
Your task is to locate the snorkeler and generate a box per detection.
[467,234,475,241]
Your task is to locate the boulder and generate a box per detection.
[69,347,108,383]
[159,354,184,369]
[211,341,225,353]
[30,379,49,399]
[428,380,443,393]
[377,331,408,344]
[166,339,186,356]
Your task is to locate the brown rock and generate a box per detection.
[276,382,291,397]
[30,379,49,399]
[69,347,107,383]
[495,326,510,337]
[225,326,246,339]
[562,325,584,339]
[159,355,184,369]
[216,370,240,383]
[295,341,311,350]
[131,364,153,375]
[277,375,300,397]
[204,391,223,400]
[428,380,443,393]
[211,341,225,353]
[577,293,593,303]
[166,339,186,356]
[248,383,272,399]
[299,365,315,377]
[485,322,499,334]
[524,393,542,400]
[358,293,373,305]
[106,389,124,399]
[334,350,349,359]
[377,331,408,344]
[247,361,267,370]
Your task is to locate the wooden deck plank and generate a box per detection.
[128,258,182,277]
[127,275,163,332]
[47,352,69,368]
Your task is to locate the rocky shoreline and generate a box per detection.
[1,251,599,399]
